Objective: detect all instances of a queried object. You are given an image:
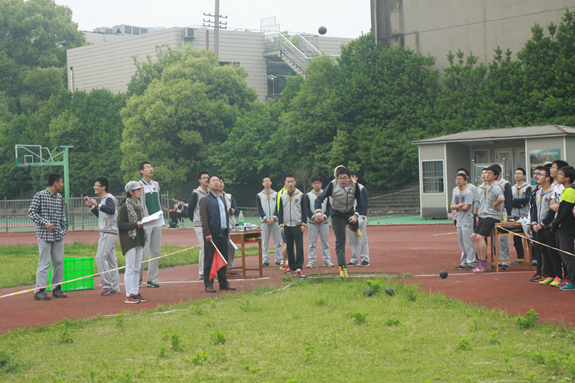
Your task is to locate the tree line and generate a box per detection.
[1,0,575,202]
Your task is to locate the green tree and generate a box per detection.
[120,45,258,191]
[0,89,126,198]
[333,33,441,188]
[46,89,127,195]
[0,0,86,114]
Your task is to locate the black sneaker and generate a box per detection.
[361,260,370,267]
[262,262,270,267]
[147,282,160,288]
[274,261,282,266]
[34,289,51,300]
[500,264,510,270]
[454,265,466,270]
[346,262,359,267]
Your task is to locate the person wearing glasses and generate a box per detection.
[511,168,531,261]
[530,166,563,287]
[199,175,236,293]
[138,162,162,288]
[527,167,545,281]
[471,166,505,273]
[314,166,364,278]
[84,177,120,296]
[188,171,210,279]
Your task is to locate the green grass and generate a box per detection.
[2,277,575,382]
[0,242,263,289]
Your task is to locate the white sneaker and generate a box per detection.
[199,275,204,280]
[325,261,335,267]
[306,263,315,268]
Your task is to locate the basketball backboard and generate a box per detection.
[15,145,42,167]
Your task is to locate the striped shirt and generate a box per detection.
[28,189,68,241]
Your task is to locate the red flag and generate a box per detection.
[209,241,228,281]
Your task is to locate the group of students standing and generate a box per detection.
[256,166,370,278]
[28,163,371,301]
[450,160,575,291]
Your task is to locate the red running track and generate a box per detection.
[0,225,571,334]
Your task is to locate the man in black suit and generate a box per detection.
[199,175,236,293]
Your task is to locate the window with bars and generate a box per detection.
[422,161,444,193]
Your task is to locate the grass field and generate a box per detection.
[0,242,262,289]
[1,277,574,382]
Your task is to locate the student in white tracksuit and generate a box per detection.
[188,171,210,279]
[256,177,282,266]
[304,175,334,268]
[347,171,370,267]
[85,177,120,295]
[451,174,476,269]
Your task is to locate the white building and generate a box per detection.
[67,26,353,102]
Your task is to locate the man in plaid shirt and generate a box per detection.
[28,173,68,300]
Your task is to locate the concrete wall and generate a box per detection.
[68,28,268,102]
[317,36,355,56]
[372,0,575,71]
[68,28,184,95]
[565,136,575,166]
[419,143,447,218]
[445,143,472,217]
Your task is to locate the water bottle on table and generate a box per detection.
[239,210,245,231]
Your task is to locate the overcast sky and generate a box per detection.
[55,0,371,39]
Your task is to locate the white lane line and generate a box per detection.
[433,232,457,236]
[413,271,533,277]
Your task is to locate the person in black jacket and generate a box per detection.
[199,175,236,293]
[551,166,575,290]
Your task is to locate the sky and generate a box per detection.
[55,0,371,39]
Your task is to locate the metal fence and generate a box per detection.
[0,193,174,232]
[0,193,260,232]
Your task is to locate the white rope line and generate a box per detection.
[497,226,575,257]
[0,245,201,299]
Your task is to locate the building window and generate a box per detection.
[422,161,444,193]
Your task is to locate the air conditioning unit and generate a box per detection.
[185,28,196,38]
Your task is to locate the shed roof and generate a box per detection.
[412,125,575,145]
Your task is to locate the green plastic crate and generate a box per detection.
[47,257,94,291]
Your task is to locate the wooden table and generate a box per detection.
[228,230,263,279]
[490,222,532,272]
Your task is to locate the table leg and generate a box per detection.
[258,236,263,277]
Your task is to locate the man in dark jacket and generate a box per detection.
[199,175,236,293]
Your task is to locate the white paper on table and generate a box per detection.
[142,211,165,229]
[229,238,238,250]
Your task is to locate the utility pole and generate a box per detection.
[203,0,227,57]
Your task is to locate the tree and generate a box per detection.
[120,45,258,191]
[333,33,441,188]
[0,0,86,114]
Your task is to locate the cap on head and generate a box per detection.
[125,181,141,193]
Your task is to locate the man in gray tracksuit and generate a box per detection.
[315,166,364,277]
[278,173,307,272]
[347,171,370,267]
[85,177,120,295]
[304,175,334,268]
[138,162,162,288]
[257,177,282,266]
[188,171,210,279]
